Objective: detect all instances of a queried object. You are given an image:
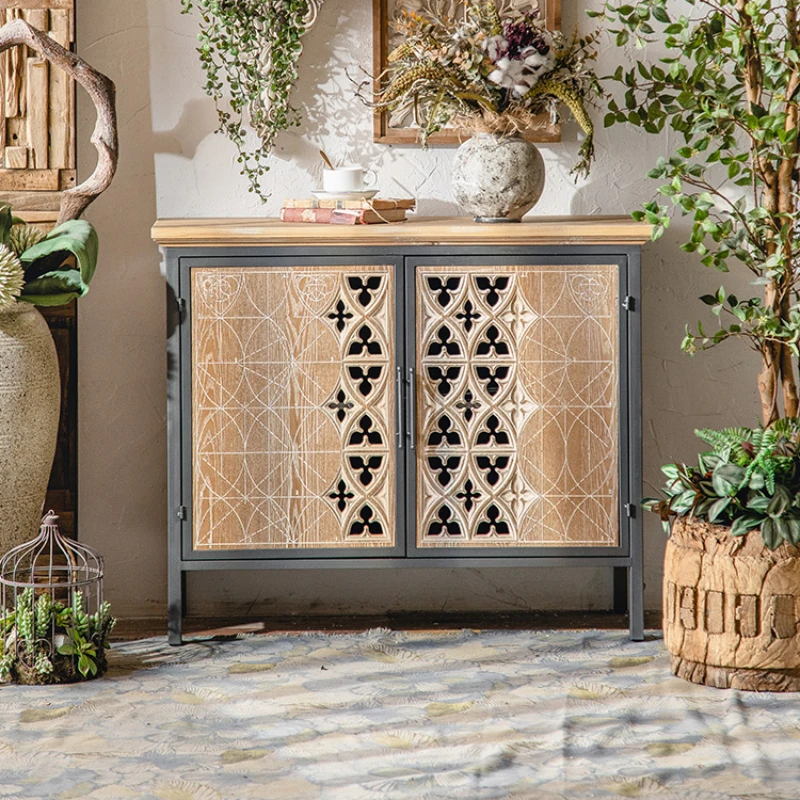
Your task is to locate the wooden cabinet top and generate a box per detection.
[151,215,652,248]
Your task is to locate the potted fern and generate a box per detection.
[599,0,800,689]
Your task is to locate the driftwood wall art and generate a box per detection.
[0,2,73,222]
[0,6,116,224]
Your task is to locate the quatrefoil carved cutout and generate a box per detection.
[428,415,462,447]
[427,276,461,307]
[327,299,353,332]
[349,505,384,536]
[347,324,382,356]
[475,276,510,307]
[427,455,462,487]
[476,504,511,536]
[327,389,354,422]
[328,479,354,512]
[426,505,463,537]
[347,276,382,307]
[348,365,383,396]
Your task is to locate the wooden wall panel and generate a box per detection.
[0,1,75,212]
[416,264,619,548]
[40,300,76,538]
[191,266,396,550]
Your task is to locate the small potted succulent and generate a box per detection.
[0,589,115,685]
[369,1,601,221]
[0,205,99,556]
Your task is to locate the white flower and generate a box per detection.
[487,44,556,96]
[483,35,507,61]
[0,243,23,307]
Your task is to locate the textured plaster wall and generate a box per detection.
[75,0,759,618]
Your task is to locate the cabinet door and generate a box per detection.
[413,261,623,551]
[189,264,399,553]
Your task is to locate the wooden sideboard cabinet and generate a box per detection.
[152,216,649,643]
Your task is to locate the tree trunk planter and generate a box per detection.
[665,517,800,691]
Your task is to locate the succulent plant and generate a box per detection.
[0,590,115,683]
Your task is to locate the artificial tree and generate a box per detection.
[596,0,800,427]
[599,0,800,688]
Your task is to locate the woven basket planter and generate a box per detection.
[665,516,800,691]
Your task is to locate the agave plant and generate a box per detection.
[644,419,800,549]
[0,203,98,309]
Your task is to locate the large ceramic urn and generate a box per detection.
[451,133,546,222]
[0,303,60,555]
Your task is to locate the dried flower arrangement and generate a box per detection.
[370,1,602,177]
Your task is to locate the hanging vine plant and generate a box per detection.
[181,0,321,201]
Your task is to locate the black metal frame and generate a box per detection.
[164,243,644,644]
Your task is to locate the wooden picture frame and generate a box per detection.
[372,0,562,145]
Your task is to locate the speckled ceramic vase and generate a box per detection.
[0,303,60,556]
[451,133,546,222]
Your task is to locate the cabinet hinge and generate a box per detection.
[622,295,636,312]
[625,503,637,519]
[177,506,187,521]
[176,297,187,321]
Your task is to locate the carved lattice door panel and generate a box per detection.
[190,265,397,551]
[415,263,620,549]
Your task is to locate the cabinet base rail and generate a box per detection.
[168,559,645,645]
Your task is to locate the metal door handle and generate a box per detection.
[395,367,404,449]
[407,367,416,450]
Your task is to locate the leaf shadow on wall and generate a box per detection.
[150,97,219,162]
[149,97,220,395]
[277,1,461,215]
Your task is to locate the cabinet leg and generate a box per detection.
[628,565,644,642]
[613,566,628,614]
[168,565,184,646]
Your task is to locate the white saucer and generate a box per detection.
[312,189,379,201]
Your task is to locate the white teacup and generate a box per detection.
[322,165,377,194]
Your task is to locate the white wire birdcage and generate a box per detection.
[0,510,104,674]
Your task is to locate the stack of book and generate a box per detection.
[280,198,416,225]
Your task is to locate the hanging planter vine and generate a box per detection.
[181,0,322,201]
